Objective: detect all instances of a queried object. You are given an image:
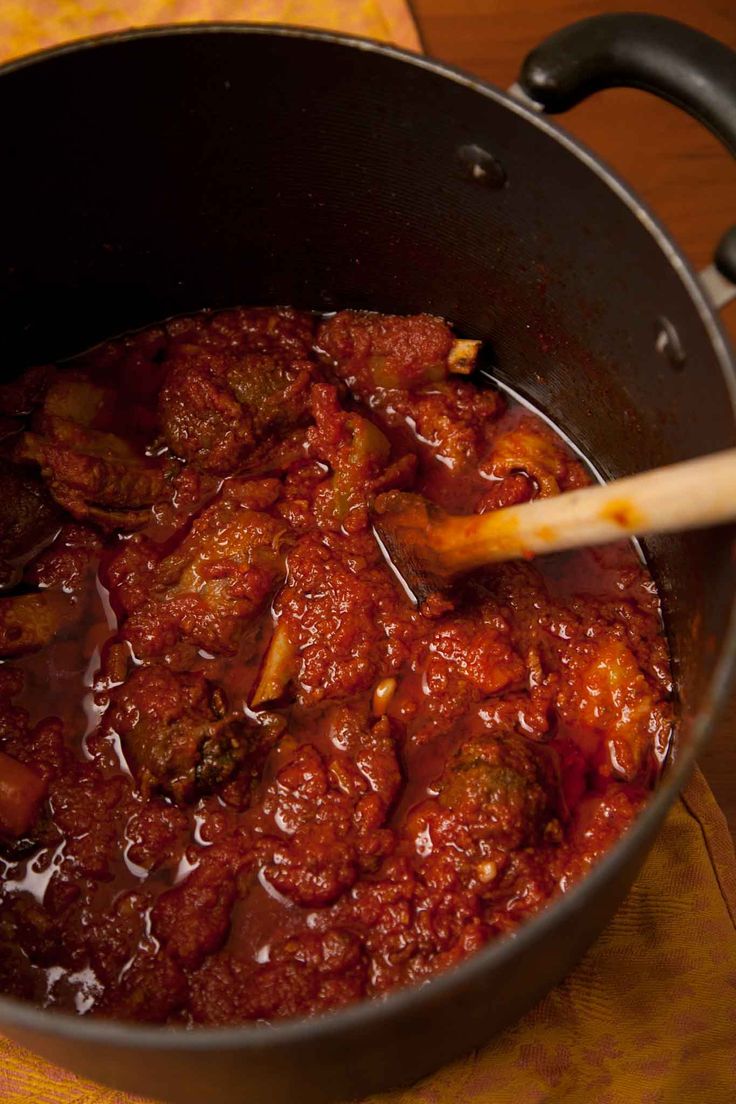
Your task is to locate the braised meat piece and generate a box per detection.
[564,785,648,873]
[0,751,47,839]
[270,532,421,706]
[151,854,238,969]
[475,471,536,513]
[413,615,525,712]
[24,523,101,592]
[317,310,479,393]
[0,460,60,586]
[0,592,68,658]
[0,520,101,659]
[395,733,561,951]
[480,415,589,497]
[106,666,271,803]
[41,375,115,424]
[166,305,315,357]
[15,375,170,530]
[378,380,505,472]
[159,307,316,473]
[115,478,290,659]
[123,802,188,874]
[437,734,557,848]
[305,383,414,531]
[317,313,501,472]
[556,631,671,782]
[158,349,255,474]
[257,707,400,908]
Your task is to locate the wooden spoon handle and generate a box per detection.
[435,448,736,571]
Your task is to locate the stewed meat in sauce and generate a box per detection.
[0,308,672,1024]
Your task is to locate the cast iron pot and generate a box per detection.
[1,13,735,1103]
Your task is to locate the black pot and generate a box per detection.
[1,13,735,1103]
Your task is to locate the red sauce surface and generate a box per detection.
[0,308,672,1024]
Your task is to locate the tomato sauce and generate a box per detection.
[0,308,672,1024]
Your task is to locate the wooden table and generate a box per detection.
[412,0,736,835]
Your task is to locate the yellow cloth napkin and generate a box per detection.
[0,0,421,60]
[1,5,736,1104]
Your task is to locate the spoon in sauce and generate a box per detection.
[372,448,736,603]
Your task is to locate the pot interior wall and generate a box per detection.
[2,29,735,751]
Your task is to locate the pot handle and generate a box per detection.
[516,13,736,293]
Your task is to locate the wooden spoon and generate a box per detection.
[372,448,736,603]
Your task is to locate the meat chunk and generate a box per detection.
[264,821,360,908]
[158,350,255,474]
[396,733,560,942]
[306,383,411,530]
[17,431,167,530]
[152,851,238,968]
[275,533,420,706]
[80,885,187,1022]
[394,611,526,741]
[41,376,113,425]
[24,524,101,592]
[259,712,399,908]
[0,461,60,586]
[475,472,535,514]
[159,307,316,473]
[0,751,47,839]
[269,708,399,828]
[556,632,671,781]
[0,592,68,658]
[437,734,557,848]
[420,617,525,701]
[481,416,589,497]
[106,666,272,803]
[166,305,315,357]
[556,784,648,884]
[99,948,188,1023]
[318,310,479,394]
[118,479,290,658]
[123,801,188,873]
[0,523,100,660]
[15,375,170,530]
[323,706,402,812]
[378,380,504,471]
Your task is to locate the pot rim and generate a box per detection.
[1,19,735,1052]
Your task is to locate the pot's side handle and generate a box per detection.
[516,12,736,299]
